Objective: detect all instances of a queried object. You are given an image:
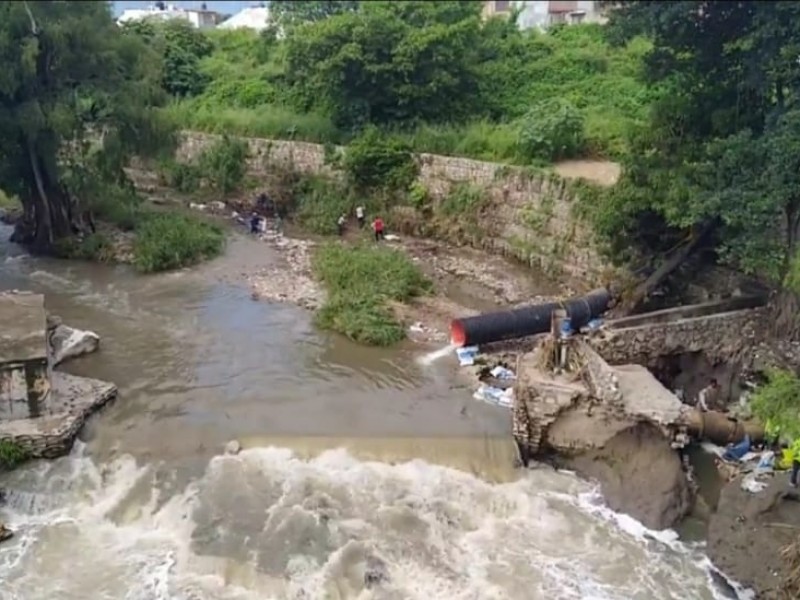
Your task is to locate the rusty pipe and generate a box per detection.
[680,409,764,445]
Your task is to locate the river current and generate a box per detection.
[0,225,743,599]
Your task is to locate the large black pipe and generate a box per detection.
[450,288,612,347]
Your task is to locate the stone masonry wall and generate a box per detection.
[589,308,767,367]
[176,132,607,281]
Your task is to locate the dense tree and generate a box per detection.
[270,0,360,30]
[122,19,213,97]
[284,1,487,131]
[0,1,174,250]
[602,2,800,315]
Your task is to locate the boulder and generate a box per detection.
[0,522,13,544]
[224,439,242,455]
[48,322,100,366]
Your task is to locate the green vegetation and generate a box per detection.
[152,4,651,163]
[0,190,21,212]
[312,243,432,345]
[751,370,800,440]
[133,212,225,273]
[160,135,250,194]
[0,440,29,471]
[0,2,177,253]
[590,2,800,326]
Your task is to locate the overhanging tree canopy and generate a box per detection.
[603,1,800,287]
[0,1,174,250]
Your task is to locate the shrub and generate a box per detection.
[341,127,418,192]
[54,233,116,263]
[133,212,225,272]
[159,160,202,193]
[292,176,354,235]
[0,440,29,470]
[0,189,21,212]
[312,243,432,345]
[199,135,249,194]
[440,183,486,216]
[85,182,144,232]
[751,369,800,440]
[518,99,586,161]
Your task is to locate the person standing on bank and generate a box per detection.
[356,205,366,229]
[372,215,385,242]
[337,213,346,237]
[790,437,800,488]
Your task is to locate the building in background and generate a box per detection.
[117,2,222,29]
[216,5,270,32]
[482,1,606,29]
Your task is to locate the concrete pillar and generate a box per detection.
[0,292,51,420]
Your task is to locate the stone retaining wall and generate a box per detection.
[589,308,767,366]
[175,131,608,281]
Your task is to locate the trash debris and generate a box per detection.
[489,365,516,380]
[585,318,604,331]
[741,473,768,494]
[473,384,514,408]
[756,451,775,473]
[409,322,425,333]
[456,345,479,366]
[722,435,751,462]
[384,234,400,242]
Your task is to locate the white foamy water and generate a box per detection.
[417,344,457,367]
[0,443,744,600]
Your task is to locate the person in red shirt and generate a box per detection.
[372,216,385,242]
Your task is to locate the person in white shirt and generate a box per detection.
[356,205,365,228]
[697,378,720,412]
[337,214,346,236]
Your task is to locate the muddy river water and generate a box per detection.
[0,224,742,599]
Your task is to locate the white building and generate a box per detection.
[117,3,220,29]
[482,1,605,30]
[216,6,271,32]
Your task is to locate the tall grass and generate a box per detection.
[312,243,433,346]
[133,212,225,273]
[163,102,342,144]
[397,120,522,163]
[0,440,29,470]
[164,23,654,164]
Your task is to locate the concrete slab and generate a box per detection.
[0,292,48,363]
[0,371,117,459]
[614,363,685,426]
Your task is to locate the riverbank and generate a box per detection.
[236,218,564,346]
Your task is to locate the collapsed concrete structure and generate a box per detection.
[512,337,696,529]
[0,291,116,459]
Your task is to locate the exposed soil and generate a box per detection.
[556,422,695,530]
[553,160,622,187]
[708,476,800,599]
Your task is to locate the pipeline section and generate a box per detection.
[681,410,764,446]
[450,287,612,347]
